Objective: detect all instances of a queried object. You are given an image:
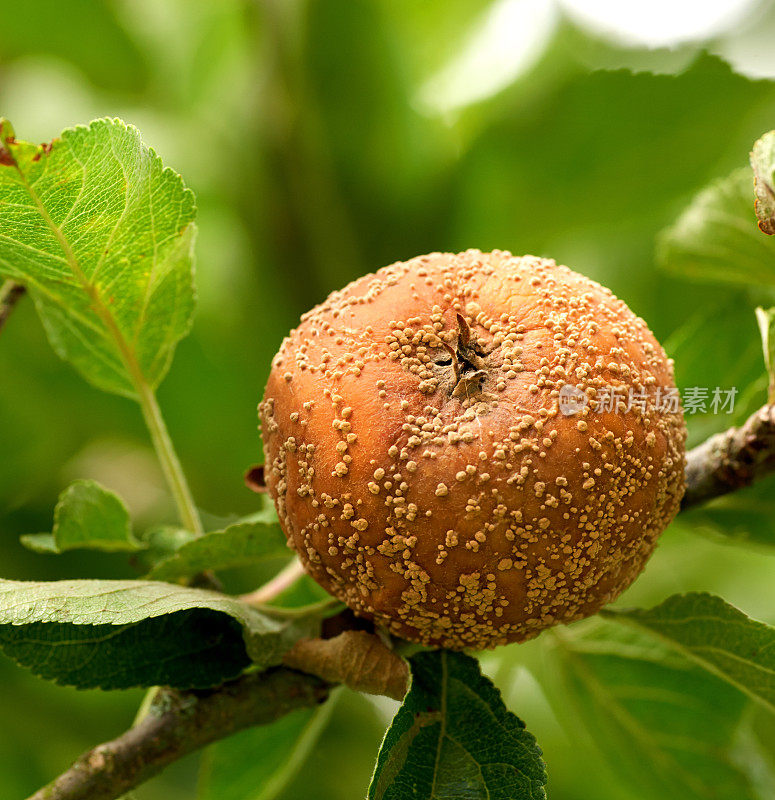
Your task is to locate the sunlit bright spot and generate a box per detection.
[417,0,771,116]
[417,0,559,115]
[558,0,760,47]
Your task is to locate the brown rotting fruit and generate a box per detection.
[260,250,686,649]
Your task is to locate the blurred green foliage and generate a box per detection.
[4,1,775,798]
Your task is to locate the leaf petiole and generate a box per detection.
[137,382,203,537]
[240,559,307,607]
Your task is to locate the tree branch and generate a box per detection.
[0,279,25,335]
[26,668,329,800]
[682,403,775,509]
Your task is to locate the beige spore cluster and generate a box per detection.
[260,250,686,649]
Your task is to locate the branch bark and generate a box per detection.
[26,668,329,800]
[682,403,775,509]
[0,279,25,334]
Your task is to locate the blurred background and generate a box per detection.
[3,1,775,797]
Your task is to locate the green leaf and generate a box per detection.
[756,306,775,401]
[547,622,758,800]
[739,705,775,798]
[681,490,775,548]
[736,706,775,799]
[198,694,337,800]
[0,579,318,690]
[20,479,142,554]
[136,525,199,571]
[756,306,775,373]
[147,519,290,582]
[18,534,60,554]
[0,117,196,398]
[603,592,775,714]
[658,167,775,286]
[368,650,547,800]
[752,130,775,235]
